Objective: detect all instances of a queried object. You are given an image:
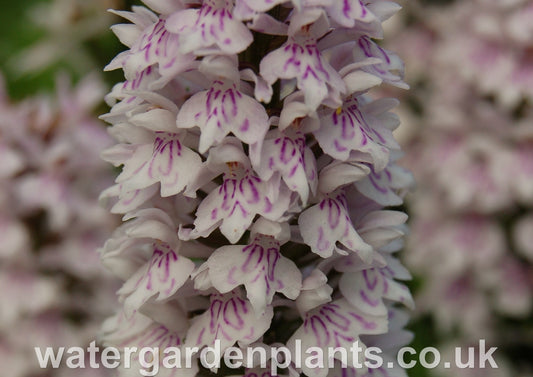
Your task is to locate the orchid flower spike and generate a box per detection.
[100,1,414,376]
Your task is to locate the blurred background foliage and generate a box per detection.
[0,0,142,99]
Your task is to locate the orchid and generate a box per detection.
[251,126,318,205]
[260,32,346,111]
[105,130,202,197]
[100,1,414,376]
[194,220,302,314]
[186,290,274,353]
[287,299,387,377]
[176,72,270,153]
[298,190,373,259]
[311,95,396,166]
[166,0,254,55]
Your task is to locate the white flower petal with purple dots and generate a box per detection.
[181,169,290,244]
[339,266,413,317]
[177,80,269,153]
[107,18,195,89]
[355,36,409,89]
[102,309,198,377]
[99,183,158,214]
[185,291,273,352]
[298,190,373,259]
[313,95,392,166]
[252,128,318,205]
[260,34,346,110]
[355,161,414,207]
[287,299,387,377]
[325,0,376,28]
[196,234,302,314]
[166,0,254,55]
[116,132,202,197]
[118,243,195,316]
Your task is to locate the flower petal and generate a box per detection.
[198,234,302,313]
[118,243,195,316]
[260,35,346,110]
[313,96,392,167]
[253,129,318,204]
[287,299,387,377]
[117,132,202,197]
[166,1,253,55]
[177,81,269,153]
[185,291,273,352]
[339,266,413,317]
[298,191,373,259]
[184,171,290,243]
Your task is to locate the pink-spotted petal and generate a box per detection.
[260,35,346,110]
[298,191,373,259]
[166,1,253,55]
[339,266,413,317]
[253,129,318,204]
[101,310,197,377]
[185,291,273,352]
[355,36,408,89]
[182,171,290,244]
[198,235,302,313]
[355,162,414,206]
[287,299,387,377]
[177,81,269,153]
[99,183,158,214]
[313,96,392,167]
[117,132,202,197]
[118,243,195,316]
[325,0,376,28]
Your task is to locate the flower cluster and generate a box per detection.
[382,1,533,376]
[424,0,533,108]
[100,1,414,376]
[0,74,117,377]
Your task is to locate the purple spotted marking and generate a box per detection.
[135,324,182,349]
[192,168,281,242]
[174,0,251,54]
[349,311,377,330]
[317,227,330,252]
[303,302,362,348]
[240,237,281,295]
[314,94,393,163]
[360,290,379,307]
[368,171,390,194]
[207,293,248,340]
[259,130,316,202]
[148,132,182,179]
[363,270,378,290]
[144,244,178,291]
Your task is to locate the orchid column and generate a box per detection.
[100,1,414,376]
